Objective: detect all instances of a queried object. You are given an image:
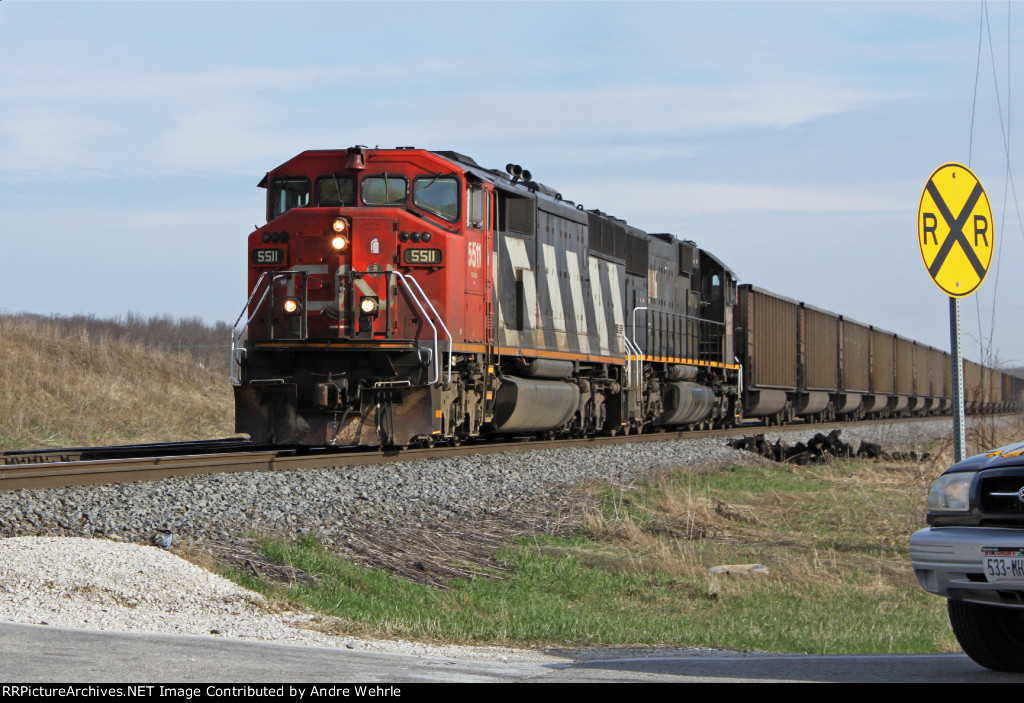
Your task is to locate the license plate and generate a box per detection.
[982,547,1024,583]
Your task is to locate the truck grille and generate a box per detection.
[979,473,1024,514]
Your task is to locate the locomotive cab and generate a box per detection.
[698,248,736,365]
[233,148,492,447]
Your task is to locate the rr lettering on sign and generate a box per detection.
[917,163,994,297]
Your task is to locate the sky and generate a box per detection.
[1,0,1022,367]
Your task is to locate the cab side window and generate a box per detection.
[413,176,459,222]
[270,177,311,219]
[704,273,722,302]
[467,185,484,229]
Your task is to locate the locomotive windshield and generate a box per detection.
[315,175,355,206]
[362,175,407,205]
[270,177,310,219]
[413,176,459,221]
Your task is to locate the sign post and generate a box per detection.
[918,163,994,462]
[949,297,965,462]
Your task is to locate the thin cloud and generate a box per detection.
[565,180,907,220]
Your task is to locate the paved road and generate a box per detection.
[1,622,1021,683]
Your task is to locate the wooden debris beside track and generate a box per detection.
[727,430,931,465]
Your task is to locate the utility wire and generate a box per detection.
[987,1,1010,358]
[969,2,985,166]
[970,1,985,362]
[968,1,1024,367]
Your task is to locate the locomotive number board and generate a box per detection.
[252,248,285,266]
[403,248,442,266]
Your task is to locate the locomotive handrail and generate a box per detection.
[391,271,452,386]
[629,305,649,356]
[630,306,726,344]
[230,270,312,384]
[230,271,275,385]
[623,334,643,392]
[231,269,451,387]
[344,269,442,383]
[631,305,726,364]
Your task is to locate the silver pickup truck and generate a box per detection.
[910,443,1024,671]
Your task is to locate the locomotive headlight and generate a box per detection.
[927,472,973,512]
[331,235,349,251]
[282,297,301,315]
[359,296,379,315]
[332,217,349,234]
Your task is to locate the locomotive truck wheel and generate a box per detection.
[947,599,1024,672]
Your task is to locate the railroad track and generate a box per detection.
[0,414,964,493]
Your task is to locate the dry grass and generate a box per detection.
[577,458,942,593]
[568,415,1023,607]
[0,315,234,450]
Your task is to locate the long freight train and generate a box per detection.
[231,147,1022,447]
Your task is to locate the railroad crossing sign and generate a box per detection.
[918,163,994,297]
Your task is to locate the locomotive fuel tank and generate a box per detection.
[492,377,580,433]
[659,382,716,426]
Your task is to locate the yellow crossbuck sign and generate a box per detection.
[918,163,994,297]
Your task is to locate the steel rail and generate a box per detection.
[0,413,966,493]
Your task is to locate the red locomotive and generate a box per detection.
[232,146,1021,447]
[232,146,742,446]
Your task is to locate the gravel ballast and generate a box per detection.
[0,419,971,652]
[0,421,958,547]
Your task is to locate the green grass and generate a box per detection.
[221,457,958,654]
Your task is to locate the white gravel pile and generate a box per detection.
[0,537,316,639]
[0,536,549,662]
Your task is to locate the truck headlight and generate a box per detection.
[927,472,974,512]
